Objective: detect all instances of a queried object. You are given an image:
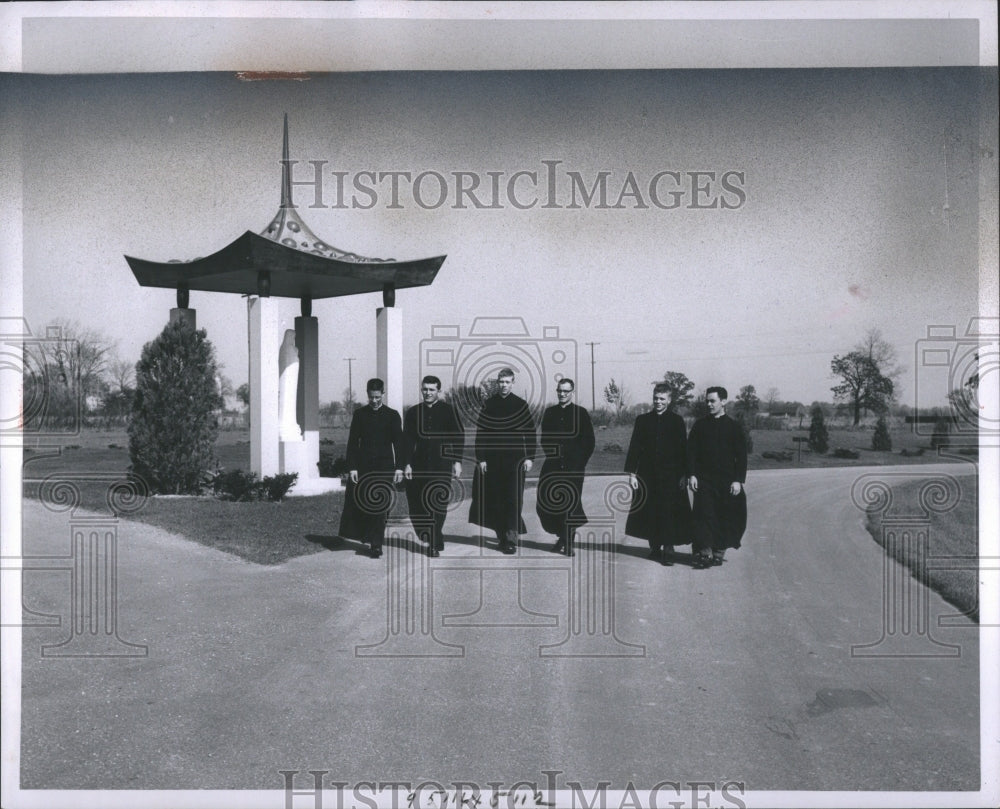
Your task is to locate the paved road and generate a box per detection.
[18,463,980,793]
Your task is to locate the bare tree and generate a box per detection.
[341,386,357,426]
[217,373,235,400]
[24,318,114,422]
[856,327,904,403]
[108,356,135,395]
[764,387,780,411]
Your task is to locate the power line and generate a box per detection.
[344,357,356,406]
[599,347,846,365]
[585,342,599,410]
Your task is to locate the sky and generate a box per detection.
[10,68,984,410]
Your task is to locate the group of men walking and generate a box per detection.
[624,383,747,568]
[338,371,747,567]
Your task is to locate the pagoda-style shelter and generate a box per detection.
[126,116,445,493]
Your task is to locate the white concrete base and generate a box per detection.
[286,476,344,497]
[301,430,320,478]
[279,430,321,477]
[279,438,309,476]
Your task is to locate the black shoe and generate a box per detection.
[692,554,711,569]
[502,541,517,555]
[371,547,383,559]
[661,553,674,566]
[648,547,662,562]
[711,554,725,566]
[429,546,440,558]
[553,539,566,554]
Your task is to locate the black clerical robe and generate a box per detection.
[403,399,465,546]
[536,403,595,536]
[624,408,690,548]
[687,413,747,551]
[339,404,405,547]
[468,393,537,535]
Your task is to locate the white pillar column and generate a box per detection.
[249,295,280,477]
[376,306,403,416]
[295,315,320,479]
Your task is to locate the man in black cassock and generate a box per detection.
[687,385,748,569]
[468,367,537,554]
[403,375,465,557]
[536,378,595,557]
[624,382,690,565]
[339,378,405,559]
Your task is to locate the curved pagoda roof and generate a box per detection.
[125,116,445,300]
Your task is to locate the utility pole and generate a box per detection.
[344,357,356,410]
[586,342,599,410]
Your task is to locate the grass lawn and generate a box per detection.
[22,473,347,567]
[588,422,973,474]
[22,422,975,566]
[22,437,347,565]
[864,476,979,622]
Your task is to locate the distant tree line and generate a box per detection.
[21,318,237,432]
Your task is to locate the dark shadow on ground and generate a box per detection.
[609,542,703,566]
[305,534,371,556]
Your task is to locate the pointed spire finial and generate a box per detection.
[281,113,291,209]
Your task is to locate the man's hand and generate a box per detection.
[404,464,413,481]
[478,461,487,474]
[349,470,358,484]
[452,462,462,478]
[730,482,743,496]
[688,476,698,492]
[393,469,403,485]
[523,459,533,473]
[628,472,639,491]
